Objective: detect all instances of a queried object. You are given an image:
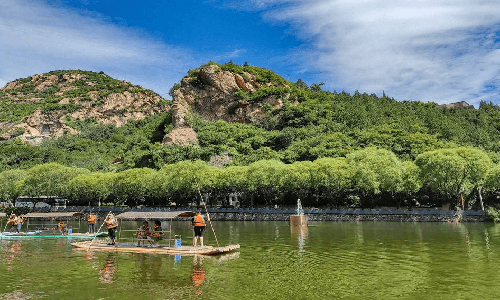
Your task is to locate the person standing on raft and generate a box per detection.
[8,214,18,232]
[87,213,97,233]
[58,220,68,235]
[17,215,24,233]
[192,211,207,247]
[104,214,118,245]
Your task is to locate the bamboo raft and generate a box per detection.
[71,240,240,256]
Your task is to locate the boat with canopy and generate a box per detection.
[71,210,240,256]
[1,212,106,239]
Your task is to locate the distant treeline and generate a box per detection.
[2,146,500,210]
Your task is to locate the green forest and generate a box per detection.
[2,63,500,212]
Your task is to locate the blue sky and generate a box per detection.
[1,0,500,106]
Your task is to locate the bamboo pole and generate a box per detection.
[195,181,219,247]
[87,212,111,251]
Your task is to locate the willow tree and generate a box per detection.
[158,160,219,206]
[311,157,353,207]
[68,172,115,206]
[346,148,403,207]
[415,147,492,210]
[281,161,314,204]
[246,160,286,207]
[0,169,28,202]
[21,163,90,202]
[109,168,156,207]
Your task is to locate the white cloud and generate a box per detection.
[247,0,500,105]
[0,0,194,98]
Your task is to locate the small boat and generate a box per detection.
[71,240,240,256]
[1,212,107,239]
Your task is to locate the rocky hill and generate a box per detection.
[0,70,169,144]
[163,62,294,145]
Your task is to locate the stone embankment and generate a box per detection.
[31,207,485,222]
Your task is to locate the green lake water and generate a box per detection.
[1,220,500,299]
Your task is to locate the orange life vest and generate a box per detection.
[58,222,65,229]
[192,215,205,227]
[88,214,96,224]
[106,218,117,229]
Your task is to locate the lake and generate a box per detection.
[1,220,499,299]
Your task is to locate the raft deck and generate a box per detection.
[71,240,240,256]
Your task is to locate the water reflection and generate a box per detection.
[290,225,308,254]
[192,255,206,295]
[135,253,162,281]
[5,240,22,270]
[100,255,116,284]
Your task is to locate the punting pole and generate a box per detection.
[87,212,111,250]
[195,181,219,247]
[2,214,11,235]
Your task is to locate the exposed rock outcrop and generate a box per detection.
[0,71,170,145]
[163,63,288,145]
[439,101,474,109]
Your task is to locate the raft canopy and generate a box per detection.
[23,212,83,218]
[115,211,196,220]
[0,213,6,218]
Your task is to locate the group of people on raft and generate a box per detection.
[7,214,24,233]
[135,220,165,247]
[6,210,208,246]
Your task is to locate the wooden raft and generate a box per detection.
[71,241,240,256]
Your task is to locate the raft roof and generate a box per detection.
[115,211,196,220]
[0,213,6,218]
[23,212,81,218]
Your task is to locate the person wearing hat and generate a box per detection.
[104,213,118,245]
[8,214,18,233]
[135,221,151,247]
[58,220,68,235]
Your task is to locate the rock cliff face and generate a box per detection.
[163,63,287,145]
[0,71,169,144]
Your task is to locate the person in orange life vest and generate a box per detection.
[152,220,164,241]
[104,214,118,245]
[8,214,18,232]
[58,220,67,235]
[87,213,97,233]
[135,221,151,247]
[17,215,24,233]
[191,211,206,247]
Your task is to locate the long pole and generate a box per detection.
[87,212,111,250]
[195,181,219,247]
[3,214,12,234]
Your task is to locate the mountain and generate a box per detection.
[0,70,169,144]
